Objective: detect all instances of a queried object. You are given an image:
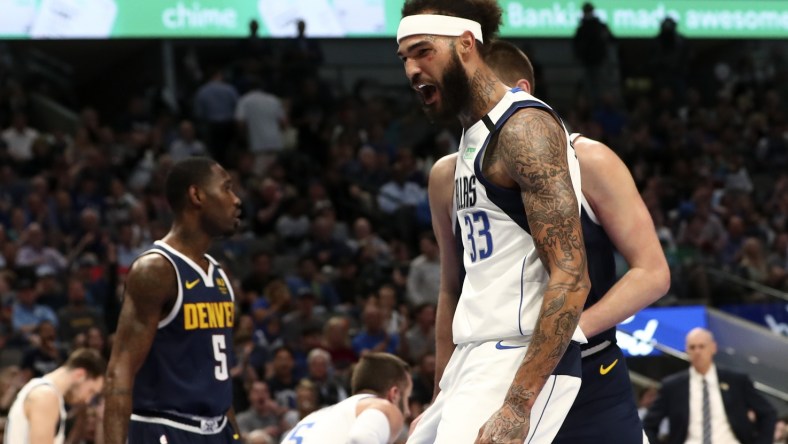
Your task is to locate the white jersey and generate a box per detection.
[3,378,66,444]
[453,89,586,345]
[280,394,377,444]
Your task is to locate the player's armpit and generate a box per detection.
[497,108,589,402]
[103,253,177,444]
[428,153,461,396]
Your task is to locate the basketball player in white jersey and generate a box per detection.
[3,348,106,444]
[411,39,671,443]
[280,352,412,444]
[397,1,591,443]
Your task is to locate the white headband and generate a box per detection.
[397,14,483,44]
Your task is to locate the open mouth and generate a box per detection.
[415,84,439,106]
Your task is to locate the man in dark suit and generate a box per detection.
[644,328,776,444]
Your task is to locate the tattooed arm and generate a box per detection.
[104,254,175,444]
[476,108,590,443]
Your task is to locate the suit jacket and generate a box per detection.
[643,368,776,444]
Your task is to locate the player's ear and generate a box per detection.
[386,385,400,403]
[72,368,87,383]
[517,79,532,94]
[458,31,475,58]
[188,184,203,208]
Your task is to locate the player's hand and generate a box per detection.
[474,403,530,444]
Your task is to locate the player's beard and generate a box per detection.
[425,50,472,124]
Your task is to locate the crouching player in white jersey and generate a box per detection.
[3,348,106,444]
[397,1,591,443]
[280,352,412,444]
[485,41,670,443]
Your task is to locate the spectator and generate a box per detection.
[194,66,238,163]
[242,251,277,301]
[266,346,299,409]
[20,320,66,380]
[572,2,613,102]
[304,348,347,408]
[322,316,356,373]
[352,302,398,356]
[235,78,287,174]
[14,223,68,272]
[406,232,440,307]
[409,353,436,418]
[281,288,327,349]
[644,328,776,444]
[236,381,282,438]
[11,275,58,341]
[403,303,436,365]
[168,119,207,161]
[57,278,105,344]
[1,112,38,163]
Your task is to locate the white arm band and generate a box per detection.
[346,408,391,444]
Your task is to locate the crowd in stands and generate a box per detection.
[0,18,787,443]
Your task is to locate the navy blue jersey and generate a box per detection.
[579,200,618,349]
[132,240,235,417]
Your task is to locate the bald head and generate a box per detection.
[685,328,717,374]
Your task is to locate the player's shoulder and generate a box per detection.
[24,383,60,410]
[128,251,173,278]
[430,153,458,176]
[357,397,404,436]
[126,252,177,296]
[571,134,627,175]
[500,106,565,146]
[429,153,458,192]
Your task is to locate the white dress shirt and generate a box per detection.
[686,364,740,444]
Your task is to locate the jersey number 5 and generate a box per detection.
[464,210,493,262]
[212,335,229,380]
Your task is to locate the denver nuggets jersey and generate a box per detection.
[281,394,376,444]
[573,135,618,350]
[132,240,235,418]
[453,89,586,345]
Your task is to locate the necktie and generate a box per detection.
[702,378,711,444]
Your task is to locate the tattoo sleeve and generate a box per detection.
[498,108,590,408]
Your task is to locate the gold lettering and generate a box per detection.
[206,302,218,328]
[212,303,225,328]
[198,303,209,329]
[184,304,198,330]
[224,302,234,327]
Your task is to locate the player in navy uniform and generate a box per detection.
[104,157,243,444]
[484,40,671,443]
[398,1,591,442]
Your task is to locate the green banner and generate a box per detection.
[500,0,788,38]
[0,0,786,39]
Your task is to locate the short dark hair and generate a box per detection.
[165,157,218,213]
[65,348,106,379]
[351,352,410,396]
[401,0,502,55]
[486,40,535,91]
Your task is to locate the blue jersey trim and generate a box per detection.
[471,99,558,235]
[518,254,528,336]
[454,218,466,290]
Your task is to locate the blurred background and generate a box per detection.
[0,0,787,443]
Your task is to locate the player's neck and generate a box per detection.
[459,65,508,129]
[44,367,69,398]
[162,224,213,261]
